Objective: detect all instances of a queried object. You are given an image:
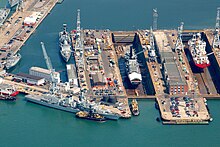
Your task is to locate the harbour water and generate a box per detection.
[1,0,220,146]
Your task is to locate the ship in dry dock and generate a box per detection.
[188,33,210,69]
[125,46,142,85]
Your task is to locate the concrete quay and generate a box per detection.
[0,0,59,68]
[138,29,213,124]
[72,29,131,118]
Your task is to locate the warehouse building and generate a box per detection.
[15,73,45,85]
[29,67,60,83]
[161,52,188,95]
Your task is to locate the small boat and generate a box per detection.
[5,53,21,70]
[75,106,106,122]
[76,111,106,122]
[0,95,16,101]
[130,99,140,116]
[0,84,19,96]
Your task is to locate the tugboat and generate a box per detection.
[75,106,106,122]
[130,99,140,116]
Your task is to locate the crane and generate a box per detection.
[40,42,56,94]
[153,8,158,31]
[175,22,184,53]
[213,7,220,48]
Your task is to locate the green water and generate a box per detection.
[1,0,220,146]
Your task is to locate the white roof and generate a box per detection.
[30,67,59,76]
[128,72,142,81]
[24,16,37,24]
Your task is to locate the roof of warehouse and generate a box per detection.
[16,73,44,80]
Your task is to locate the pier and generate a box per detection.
[0,0,59,66]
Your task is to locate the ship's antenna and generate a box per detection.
[175,22,184,53]
[213,7,220,48]
[153,8,158,31]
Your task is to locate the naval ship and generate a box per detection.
[5,53,21,70]
[25,94,80,113]
[25,93,120,120]
[188,33,210,69]
[59,24,72,62]
[0,8,10,26]
[125,46,142,85]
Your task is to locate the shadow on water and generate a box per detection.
[133,34,155,95]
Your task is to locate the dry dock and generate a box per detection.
[140,30,212,124]
[72,29,131,118]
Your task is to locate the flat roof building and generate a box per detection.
[29,67,60,83]
[16,73,45,85]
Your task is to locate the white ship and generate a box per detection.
[188,33,210,69]
[125,46,142,85]
[5,53,21,70]
[59,24,72,62]
[0,8,10,27]
[25,94,80,113]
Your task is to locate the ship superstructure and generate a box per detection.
[188,33,210,69]
[5,53,21,70]
[125,46,142,85]
[0,83,19,96]
[0,8,10,27]
[59,24,72,62]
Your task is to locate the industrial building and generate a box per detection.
[90,72,106,87]
[15,73,45,85]
[161,51,188,95]
[66,64,78,87]
[29,67,60,83]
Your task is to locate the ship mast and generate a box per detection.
[175,22,184,53]
[213,7,220,48]
[40,42,57,94]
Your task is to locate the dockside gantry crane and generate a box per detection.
[213,7,220,49]
[175,22,184,53]
[40,42,57,94]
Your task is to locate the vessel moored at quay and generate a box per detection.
[0,8,10,27]
[5,53,22,70]
[25,94,80,113]
[59,24,72,62]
